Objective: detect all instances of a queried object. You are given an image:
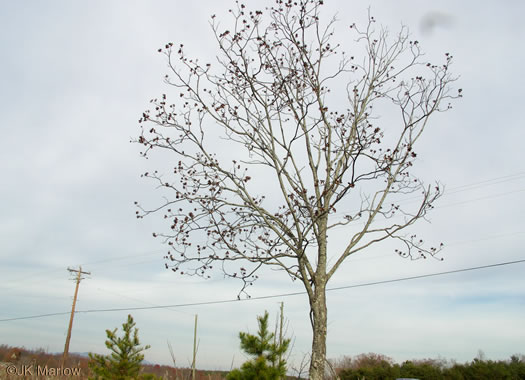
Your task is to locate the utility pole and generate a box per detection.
[62,266,90,368]
[192,314,198,380]
[273,302,285,378]
[278,302,284,380]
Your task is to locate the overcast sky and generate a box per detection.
[1,0,525,373]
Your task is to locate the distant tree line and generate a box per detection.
[3,333,524,380]
[331,352,525,380]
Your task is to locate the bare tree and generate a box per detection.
[134,1,460,378]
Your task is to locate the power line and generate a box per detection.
[327,259,525,292]
[330,172,525,219]
[1,258,524,323]
[0,311,73,322]
[447,230,525,247]
[94,287,192,315]
[329,187,525,233]
[345,230,525,263]
[0,249,165,292]
[0,218,518,300]
[80,249,166,267]
[391,171,525,205]
[445,171,525,193]
[436,188,525,209]
[2,171,524,292]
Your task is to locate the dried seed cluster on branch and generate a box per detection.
[136,2,459,297]
[135,1,460,295]
[134,2,460,377]
[136,0,461,379]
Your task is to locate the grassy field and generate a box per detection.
[0,344,229,380]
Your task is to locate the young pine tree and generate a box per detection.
[88,314,154,380]
[227,311,290,380]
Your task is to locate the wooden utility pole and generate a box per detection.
[273,302,285,378]
[279,302,284,352]
[278,302,284,380]
[62,266,90,368]
[192,314,198,380]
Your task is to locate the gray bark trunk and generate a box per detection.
[308,280,327,380]
[307,213,329,380]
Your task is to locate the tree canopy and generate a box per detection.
[135,1,460,378]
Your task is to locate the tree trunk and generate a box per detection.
[308,280,327,380]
